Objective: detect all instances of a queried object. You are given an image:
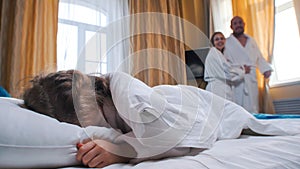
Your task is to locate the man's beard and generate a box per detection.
[233,27,244,37]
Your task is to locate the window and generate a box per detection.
[57,1,108,74]
[270,0,300,86]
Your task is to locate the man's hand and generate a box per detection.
[263,70,272,79]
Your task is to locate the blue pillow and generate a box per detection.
[0,86,10,97]
[253,113,300,119]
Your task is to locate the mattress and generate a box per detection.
[62,134,300,169]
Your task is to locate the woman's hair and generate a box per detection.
[22,70,111,126]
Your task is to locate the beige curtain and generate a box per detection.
[129,0,208,86]
[232,0,275,113]
[180,0,209,39]
[180,0,210,50]
[0,0,58,98]
[180,0,210,88]
[129,0,186,86]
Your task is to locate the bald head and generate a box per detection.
[231,16,244,25]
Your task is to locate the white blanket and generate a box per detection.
[107,72,300,159]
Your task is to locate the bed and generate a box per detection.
[1,72,300,169]
[1,98,300,169]
[60,134,300,169]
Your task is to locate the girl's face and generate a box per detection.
[213,33,226,51]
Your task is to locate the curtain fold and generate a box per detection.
[210,0,233,37]
[129,0,186,86]
[293,0,300,35]
[180,0,210,51]
[129,0,209,86]
[180,0,209,39]
[0,0,58,97]
[231,0,275,113]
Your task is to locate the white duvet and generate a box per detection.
[106,72,300,159]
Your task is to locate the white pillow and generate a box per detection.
[0,97,85,168]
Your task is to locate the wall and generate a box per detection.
[270,83,300,100]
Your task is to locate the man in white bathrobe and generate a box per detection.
[224,16,272,113]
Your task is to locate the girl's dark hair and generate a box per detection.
[22,70,110,126]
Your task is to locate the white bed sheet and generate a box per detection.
[62,134,300,169]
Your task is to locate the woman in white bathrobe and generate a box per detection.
[204,32,245,101]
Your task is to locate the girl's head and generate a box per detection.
[22,70,110,127]
[210,32,226,52]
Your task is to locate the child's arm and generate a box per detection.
[76,139,136,168]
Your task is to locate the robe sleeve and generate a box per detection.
[205,47,244,83]
[204,47,230,82]
[229,65,245,82]
[250,38,273,74]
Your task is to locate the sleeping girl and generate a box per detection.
[22,69,300,168]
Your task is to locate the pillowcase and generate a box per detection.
[0,97,84,168]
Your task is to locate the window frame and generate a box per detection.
[57,1,108,74]
[270,0,300,87]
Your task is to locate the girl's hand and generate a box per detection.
[244,65,251,74]
[76,140,131,168]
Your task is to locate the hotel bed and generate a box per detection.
[1,98,300,169]
[1,72,300,168]
[1,99,300,169]
[63,134,300,169]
